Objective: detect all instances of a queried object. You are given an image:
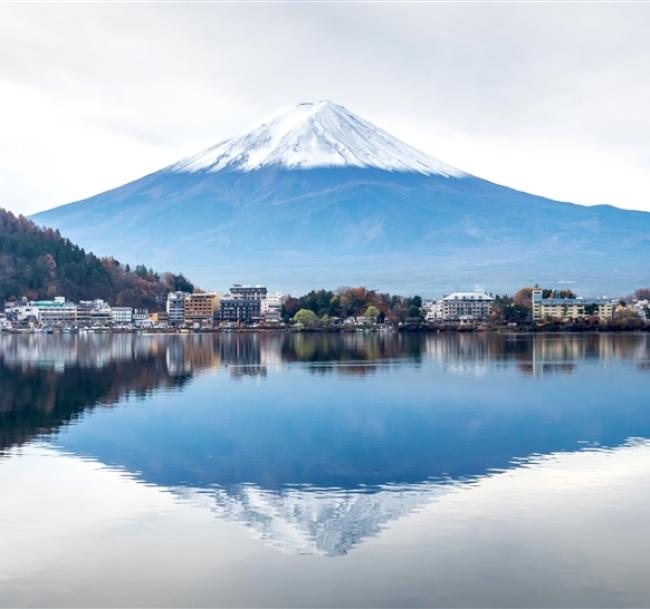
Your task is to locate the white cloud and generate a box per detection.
[0,2,649,214]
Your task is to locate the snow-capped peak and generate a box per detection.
[171,101,464,177]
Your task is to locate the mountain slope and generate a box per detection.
[32,101,650,294]
[0,208,194,306]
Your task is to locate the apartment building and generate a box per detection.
[217,285,269,324]
[111,306,133,325]
[531,289,613,321]
[184,293,220,326]
[166,291,189,326]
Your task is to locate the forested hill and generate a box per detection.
[0,208,194,309]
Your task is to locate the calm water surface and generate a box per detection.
[1,332,650,607]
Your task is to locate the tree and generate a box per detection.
[513,288,534,309]
[365,305,380,322]
[293,309,318,326]
[0,208,199,309]
[408,304,422,319]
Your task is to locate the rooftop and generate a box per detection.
[442,292,494,301]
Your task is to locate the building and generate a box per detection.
[217,285,267,324]
[184,293,220,326]
[166,291,189,326]
[531,289,614,321]
[77,300,112,327]
[133,308,150,326]
[218,295,262,324]
[423,299,442,322]
[433,292,494,322]
[261,292,282,323]
[32,297,78,326]
[4,301,40,323]
[150,311,169,325]
[230,285,268,301]
[633,300,650,320]
[111,306,133,325]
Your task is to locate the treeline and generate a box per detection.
[281,287,423,323]
[281,285,650,327]
[0,208,194,309]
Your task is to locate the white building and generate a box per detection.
[166,291,189,326]
[4,302,40,323]
[437,291,494,322]
[133,308,150,327]
[423,299,442,321]
[261,292,283,323]
[111,306,133,325]
[32,297,78,326]
[77,300,112,326]
[632,300,650,320]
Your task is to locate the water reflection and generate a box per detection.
[1,332,650,559]
[1,331,649,374]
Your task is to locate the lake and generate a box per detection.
[1,332,650,607]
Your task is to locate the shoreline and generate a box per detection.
[2,324,649,335]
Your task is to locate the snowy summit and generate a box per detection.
[171,100,464,177]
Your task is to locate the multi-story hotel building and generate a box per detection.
[184,293,220,326]
[531,289,613,321]
[218,285,267,324]
[32,297,78,326]
[429,291,494,322]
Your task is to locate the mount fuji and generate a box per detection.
[32,101,650,294]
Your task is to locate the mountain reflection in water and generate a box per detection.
[1,332,649,557]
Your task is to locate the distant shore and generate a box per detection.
[3,323,649,335]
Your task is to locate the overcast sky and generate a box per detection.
[1,2,649,215]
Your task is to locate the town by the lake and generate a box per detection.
[3,284,650,332]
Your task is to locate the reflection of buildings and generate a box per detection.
[1,332,649,380]
[421,333,650,377]
[519,334,648,376]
